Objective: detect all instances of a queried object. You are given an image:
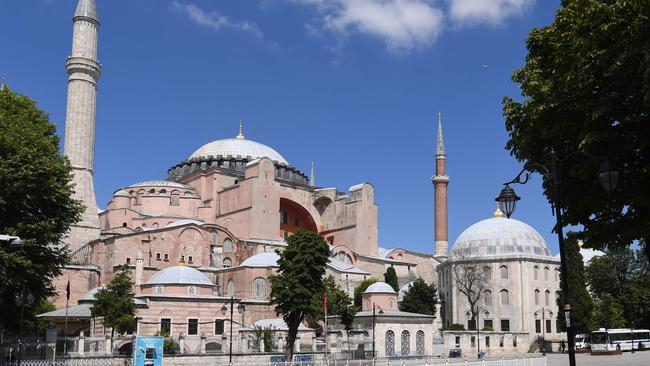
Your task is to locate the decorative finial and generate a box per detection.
[494,203,505,218]
[0,76,6,90]
[310,162,315,187]
[436,111,445,157]
[236,120,245,140]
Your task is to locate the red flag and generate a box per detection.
[66,280,70,301]
[322,292,328,312]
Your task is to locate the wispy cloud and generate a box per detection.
[448,0,535,25]
[171,1,263,39]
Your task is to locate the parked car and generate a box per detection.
[449,345,462,358]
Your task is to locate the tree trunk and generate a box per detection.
[284,325,298,363]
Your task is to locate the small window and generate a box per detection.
[545,290,551,306]
[188,256,193,264]
[187,285,196,295]
[534,266,539,280]
[483,319,493,330]
[500,289,509,306]
[535,319,541,333]
[180,255,185,263]
[485,336,490,348]
[226,280,235,297]
[471,336,476,347]
[126,257,131,265]
[500,336,504,347]
[484,290,492,306]
[513,336,517,347]
[501,319,510,332]
[223,239,233,253]
[555,268,560,281]
[546,319,552,333]
[455,336,460,346]
[544,267,550,281]
[281,211,289,224]
[152,222,159,229]
[188,319,198,335]
[215,319,225,335]
[483,266,492,280]
[160,318,171,335]
[155,285,164,295]
[170,191,180,206]
[156,253,161,261]
[223,258,232,268]
[534,289,540,305]
[252,277,267,300]
[163,253,169,261]
[500,265,508,280]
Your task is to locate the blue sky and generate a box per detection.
[1,0,564,255]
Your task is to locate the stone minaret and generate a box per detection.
[63,0,101,250]
[432,112,449,257]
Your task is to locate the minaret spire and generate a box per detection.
[310,162,315,187]
[62,0,102,249]
[236,120,245,140]
[432,112,449,257]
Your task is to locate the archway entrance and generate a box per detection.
[279,198,318,239]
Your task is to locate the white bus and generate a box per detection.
[591,328,650,352]
[575,334,590,349]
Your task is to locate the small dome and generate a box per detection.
[79,287,104,302]
[397,281,414,302]
[146,266,213,286]
[252,318,310,331]
[113,190,130,197]
[452,216,552,258]
[240,252,280,267]
[364,281,396,294]
[189,138,288,165]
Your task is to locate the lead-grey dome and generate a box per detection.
[451,216,552,258]
[364,282,396,294]
[189,138,288,165]
[146,266,213,286]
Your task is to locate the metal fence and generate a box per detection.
[4,358,114,366]
[170,357,547,366]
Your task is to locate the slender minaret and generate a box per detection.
[63,0,101,250]
[432,112,449,257]
[310,161,316,187]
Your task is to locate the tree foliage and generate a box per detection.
[0,87,83,334]
[450,248,490,325]
[353,278,378,307]
[321,276,356,331]
[383,267,399,292]
[592,292,626,329]
[502,0,650,259]
[91,266,137,335]
[557,233,593,333]
[269,230,330,362]
[399,278,438,316]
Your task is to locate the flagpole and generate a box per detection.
[323,292,328,366]
[63,279,70,363]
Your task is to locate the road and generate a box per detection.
[547,351,650,366]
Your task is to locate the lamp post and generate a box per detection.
[221,297,244,364]
[534,308,553,356]
[371,304,384,359]
[15,286,34,366]
[496,152,618,366]
[466,308,489,359]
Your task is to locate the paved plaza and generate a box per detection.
[547,351,650,366]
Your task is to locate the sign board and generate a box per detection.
[133,336,164,366]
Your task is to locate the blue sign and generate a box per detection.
[133,336,164,366]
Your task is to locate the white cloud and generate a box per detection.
[296,0,444,53]
[171,1,263,38]
[447,0,535,25]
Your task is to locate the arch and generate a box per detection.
[223,238,233,253]
[159,189,167,195]
[389,298,395,309]
[159,309,173,317]
[555,268,560,281]
[534,289,540,305]
[500,265,509,280]
[416,330,425,355]
[313,196,332,216]
[334,251,352,264]
[170,190,180,206]
[385,330,395,356]
[545,290,551,306]
[226,280,235,297]
[117,342,133,356]
[544,266,550,281]
[210,230,218,246]
[223,258,232,268]
[152,222,159,229]
[148,188,156,194]
[252,277,268,300]
[401,330,410,355]
[534,265,540,280]
[331,245,356,264]
[279,198,318,238]
[136,190,144,205]
[483,266,492,279]
[484,290,492,306]
[500,289,509,306]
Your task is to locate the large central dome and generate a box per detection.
[451,212,552,258]
[189,138,288,164]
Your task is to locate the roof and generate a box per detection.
[327,257,369,275]
[240,252,280,267]
[354,310,435,319]
[74,0,98,21]
[79,287,104,302]
[364,282,396,294]
[451,216,553,259]
[145,266,213,286]
[398,281,414,302]
[126,181,192,189]
[189,138,288,164]
[166,219,204,228]
[252,318,311,331]
[37,303,92,319]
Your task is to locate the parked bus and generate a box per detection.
[591,328,650,352]
[575,334,590,349]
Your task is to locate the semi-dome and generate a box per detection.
[397,281,414,302]
[189,138,288,165]
[240,252,280,267]
[126,180,192,189]
[451,214,552,258]
[364,281,396,294]
[145,266,213,286]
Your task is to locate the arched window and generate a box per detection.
[211,230,218,246]
[500,289,509,306]
[170,190,180,206]
[136,190,144,205]
[483,266,492,280]
[555,268,560,281]
[401,330,410,355]
[545,290,551,306]
[148,189,155,194]
[159,189,167,195]
[152,222,159,229]
[484,290,492,306]
[534,289,540,305]
[534,266,539,280]
[416,330,425,355]
[544,267,550,281]
[226,280,235,297]
[389,299,395,309]
[385,330,395,356]
[223,239,233,253]
[335,251,352,264]
[500,265,509,280]
[223,258,232,268]
[252,277,267,300]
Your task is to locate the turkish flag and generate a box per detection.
[66,280,70,301]
[322,292,328,312]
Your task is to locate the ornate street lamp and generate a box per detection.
[598,160,619,193]
[495,185,520,218]
[221,296,243,364]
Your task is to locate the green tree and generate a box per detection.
[399,278,438,316]
[556,234,593,333]
[502,0,650,259]
[353,278,378,307]
[383,266,399,292]
[253,325,274,352]
[269,230,330,362]
[321,276,357,352]
[91,266,137,336]
[592,292,626,329]
[0,87,83,334]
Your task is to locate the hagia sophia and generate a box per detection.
[40,0,567,357]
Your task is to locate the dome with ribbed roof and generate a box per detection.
[189,138,288,164]
[146,266,213,286]
[364,281,396,294]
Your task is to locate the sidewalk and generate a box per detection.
[547,351,650,366]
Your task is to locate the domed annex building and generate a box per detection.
[38,0,564,359]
